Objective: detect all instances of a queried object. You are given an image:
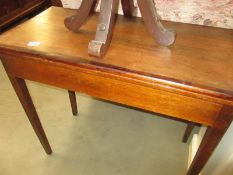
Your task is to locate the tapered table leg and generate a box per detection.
[182,123,195,143]
[121,0,135,17]
[186,106,233,175]
[68,90,78,116]
[137,0,175,46]
[88,0,119,57]
[64,0,97,32]
[3,64,52,154]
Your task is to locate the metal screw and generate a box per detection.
[99,24,106,31]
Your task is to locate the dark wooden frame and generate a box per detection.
[0,0,62,32]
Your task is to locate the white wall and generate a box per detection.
[60,0,82,9]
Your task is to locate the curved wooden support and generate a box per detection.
[137,0,175,46]
[121,0,135,17]
[65,0,176,57]
[88,0,119,57]
[64,0,97,32]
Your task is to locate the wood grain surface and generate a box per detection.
[2,53,222,126]
[0,7,232,105]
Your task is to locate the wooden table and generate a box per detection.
[0,7,233,175]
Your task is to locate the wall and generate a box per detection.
[60,1,233,175]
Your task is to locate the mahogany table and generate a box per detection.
[0,7,233,175]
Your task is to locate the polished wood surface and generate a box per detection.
[0,7,233,175]
[1,51,222,126]
[0,7,232,104]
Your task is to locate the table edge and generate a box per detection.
[0,45,233,106]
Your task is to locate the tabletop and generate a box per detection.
[0,7,233,104]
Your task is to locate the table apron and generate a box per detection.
[2,55,222,126]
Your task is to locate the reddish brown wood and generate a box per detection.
[50,0,62,7]
[1,54,221,126]
[121,0,135,17]
[2,61,52,154]
[88,0,119,57]
[187,106,233,175]
[6,8,231,102]
[64,0,97,32]
[0,0,48,31]
[68,90,78,116]
[182,123,195,143]
[137,0,175,46]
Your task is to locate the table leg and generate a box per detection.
[137,0,175,46]
[64,0,97,32]
[88,0,119,57]
[4,71,52,154]
[68,90,78,116]
[182,122,195,143]
[186,105,233,175]
[121,0,135,17]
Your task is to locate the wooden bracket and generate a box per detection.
[64,0,97,32]
[64,0,175,57]
[137,0,175,46]
[88,0,119,57]
[121,0,136,18]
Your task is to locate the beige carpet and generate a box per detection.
[0,62,188,175]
